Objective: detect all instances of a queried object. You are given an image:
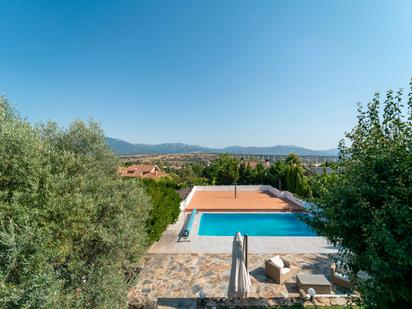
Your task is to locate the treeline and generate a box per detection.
[168,153,323,198]
[0,97,180,308]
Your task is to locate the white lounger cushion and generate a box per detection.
[270,255,285,268]
[281,267,290,275]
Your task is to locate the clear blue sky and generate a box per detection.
[1,0,411,149]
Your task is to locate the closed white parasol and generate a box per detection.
[228,232,251,299]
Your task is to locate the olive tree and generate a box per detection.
[0,97,151,308]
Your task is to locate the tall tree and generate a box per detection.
[238,160,248,184]
[209,154,239,185]
[0,97,151,308]
[284,155,312,197]
[266,160,287,189]
[304,81,412,308]
[253,161,266,184]
[265,154,311,197]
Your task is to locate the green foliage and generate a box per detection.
[208,154,239,185]
[143,179,181,243]
[265,160,287,188]
[284,154,312,197]
[263,154,313,197]
[238,160,267,185]
[173,163,210,187]
[309,170,338,198]
[319,160,338,168]
[304,81,412,308]
[206,153,312,197]
[0,97,151,308]
[154,176,181,190]
[253,161,266,184]
[238,160,253,184]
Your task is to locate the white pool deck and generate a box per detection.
[149,212,337,254]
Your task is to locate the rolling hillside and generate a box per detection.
[106,137,338,156]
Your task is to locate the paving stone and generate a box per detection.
[330,297,348,306]
[191,284,202,294]
[128,253,353,307]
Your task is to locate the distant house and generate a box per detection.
[119,164,168,179]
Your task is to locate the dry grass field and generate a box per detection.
[120,153,218,169]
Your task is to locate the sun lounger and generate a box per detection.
[330,263,353,290]
[265,256,292,284]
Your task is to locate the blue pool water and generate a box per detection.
[198,213,315,236]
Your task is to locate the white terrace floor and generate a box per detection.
[149,212,336,254]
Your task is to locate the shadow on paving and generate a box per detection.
[157,297,198,309]
[249,267,274,283]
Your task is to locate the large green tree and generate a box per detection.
[265,159,287,189]
[263,154,311,197]
[304,82,412,308]
[0,97,151,308]
[208,154,239,185]
[283,154,312,197]
[253,161,266,184]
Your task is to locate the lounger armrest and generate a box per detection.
[265,260,281,283]
[282,258,291,268]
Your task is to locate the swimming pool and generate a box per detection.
[198,213,315,236]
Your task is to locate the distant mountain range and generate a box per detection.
[106,137,339,157]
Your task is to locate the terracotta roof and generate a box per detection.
[119,164,168,179]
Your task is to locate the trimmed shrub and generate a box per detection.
[143,179,181,243]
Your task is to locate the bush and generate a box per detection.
[143,179,181,243]
[0,97,151,308]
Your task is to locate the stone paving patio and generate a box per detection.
[128,253,352,308]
